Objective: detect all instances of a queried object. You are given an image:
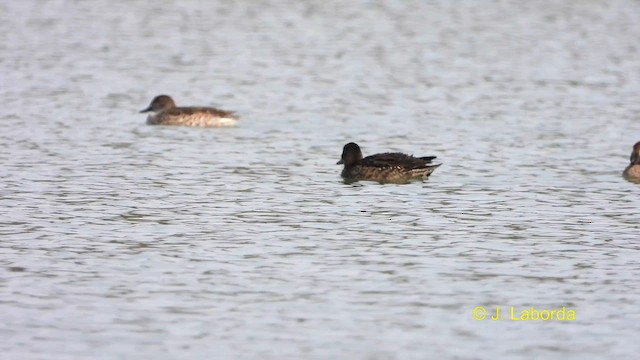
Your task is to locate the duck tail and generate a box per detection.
[419,156,437,163]
[414,163,441,178]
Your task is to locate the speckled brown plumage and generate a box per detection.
[140,95,238,127]
[337,142,441,183]
[623,141,640,183]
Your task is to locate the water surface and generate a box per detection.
[1,1,640,359]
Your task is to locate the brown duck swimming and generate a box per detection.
[337,142,441,183]
[623,141,640,183]
[140,95,238,127]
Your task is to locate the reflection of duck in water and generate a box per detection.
[140,95,238,127]
[337,142,441,183]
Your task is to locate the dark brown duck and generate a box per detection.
[337,142,441,183]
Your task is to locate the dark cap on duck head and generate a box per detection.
[140,95,176,113]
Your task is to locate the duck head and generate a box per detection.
[337,142,363,166]
[140,95,176,113]
[630,141,640,165]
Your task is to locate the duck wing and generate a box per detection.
[165,107,237,118]
[359,152,438,169]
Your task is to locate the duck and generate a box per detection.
[139,95,238,127]
[336,142,441,183]
[623,141,640,183]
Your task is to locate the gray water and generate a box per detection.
[2,1,640,359]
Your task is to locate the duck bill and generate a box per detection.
[336,159,344,165]
[139,106,152,113]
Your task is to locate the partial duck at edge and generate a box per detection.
[623,141,640,183]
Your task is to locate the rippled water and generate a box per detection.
[2,0,640,359]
